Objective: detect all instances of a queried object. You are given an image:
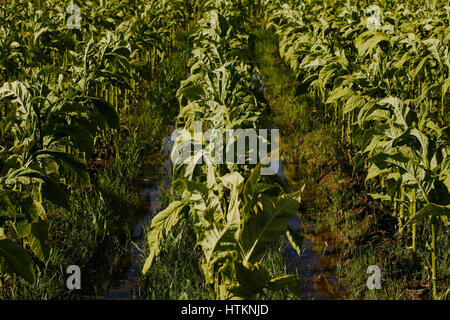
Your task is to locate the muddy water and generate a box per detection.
[104,136,174,299]
[80,135,173,300]
[280,156,341,300]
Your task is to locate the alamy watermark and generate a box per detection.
[66,265,81,290]
[171,121,280,175]
[366,5,383,29]
[66,4,81,30]
[366,265,381,290]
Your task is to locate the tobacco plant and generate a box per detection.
[263,0,449,298]
[143,6,303,299]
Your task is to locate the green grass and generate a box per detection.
[257,240,298,300]
[250,29,317,137]
[336,224,449,300]
[136,217,211,300]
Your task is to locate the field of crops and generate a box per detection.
[0,0,448,301]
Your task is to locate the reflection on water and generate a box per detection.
[279,152,342,300]
[103,134,174,300]
[82,134,173,300]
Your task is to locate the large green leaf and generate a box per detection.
[267,275,302,298]
[0,237,35,282]
[234,261,270,293]
[325,86,353,104]
[142,201,187,275]
[194,174,242,284]
[240,195,299,265]
[355,30,389,57]
[0,81,32,114]
[286,226,304,257]
[177,83,208,102]
[366,163,390,181]
[28,220,49,262]
[52,124,95,157]
[35,150,90,186]
[4,168,69,209]
[88,97,120,130]
[404,203,450,227]
[0,189,47,222]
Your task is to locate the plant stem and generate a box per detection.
[411,188,416,252]
[399,186,405,228]
[431,219,437,299]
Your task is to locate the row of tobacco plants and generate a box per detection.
[0,0,199,297]
[142,1,305,299]
[259,0,449,298]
